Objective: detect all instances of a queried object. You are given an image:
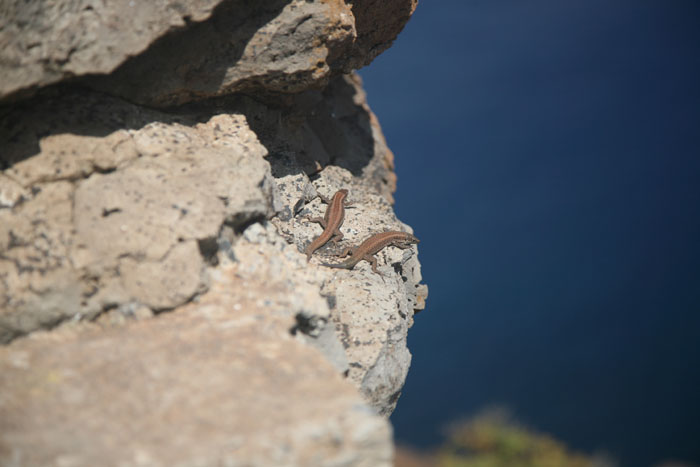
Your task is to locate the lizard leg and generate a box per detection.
[317,193,331,204]
[337,246,354,258]
[364,255,379,274]
[329,231,344,244]
[306,216,327,228]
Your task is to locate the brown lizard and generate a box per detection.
[304,189,350,261]
[321,231,419,274]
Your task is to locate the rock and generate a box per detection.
[247,73,398,203]
[0,71,426,411]
[0,174,27,208]
[84,0,355,107]
[270,159,423,415]
[348,0,418,68]
[0,294,393,467]
[119,240,206,310]
[0,0,427,463]
[0,92,276,343]
[1,0,417,106]
[0,0,223,101]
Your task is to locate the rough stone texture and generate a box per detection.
[0,1,425,464]
[0,91,277,342]
[0,0,223,100]
[349,0,418,67]
[0,174,27,208]
[0,283,393,467]
[0,72,427,463]
[269,161,425,415]
[0,0,417,106]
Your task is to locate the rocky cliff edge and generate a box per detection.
[0,1,426,465]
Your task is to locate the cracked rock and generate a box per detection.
[0,1,424,463]
[0,92,276,343]
[1,0,417,107]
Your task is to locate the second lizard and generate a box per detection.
[304,189,350,261]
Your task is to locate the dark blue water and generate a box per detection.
[360,1,700,465]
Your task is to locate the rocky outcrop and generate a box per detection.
[1,300,393,466]
[1,0,417,106]
[0,1,425,465]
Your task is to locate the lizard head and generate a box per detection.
[402,233,420,246]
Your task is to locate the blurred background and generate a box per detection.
[360,1,700,466]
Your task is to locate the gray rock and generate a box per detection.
[300,322,351,376]
[0,0,223,101]
[0,71,427,415]
[1,0,417,106]
[120,240,206,310]
[0,92,276,342]
[0,174,28,208]
[0,0,426,463]
[0,300,393,467]
[84,0,356,107]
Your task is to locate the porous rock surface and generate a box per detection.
[0,1,425,465]
[1,0,418,106]
[0,273,393,467]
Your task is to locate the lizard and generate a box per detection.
[321,231,419,274]
[304,189,350,261]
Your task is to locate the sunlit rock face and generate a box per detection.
[0,1,425,465]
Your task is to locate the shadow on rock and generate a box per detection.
[0,71,387,344]
[1,72,378,182]
[80,0,294,107]
[240,74,377,179]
